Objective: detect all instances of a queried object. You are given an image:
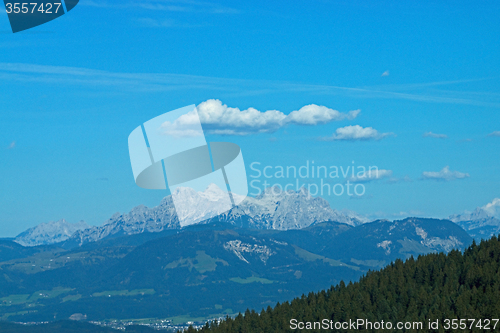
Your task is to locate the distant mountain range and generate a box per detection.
[13,185,500,248]
[15,185,368,247]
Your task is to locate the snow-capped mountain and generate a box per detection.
[206,186,369,229]
[449,198,500,240]
[14,219,89,247]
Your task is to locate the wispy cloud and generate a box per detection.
[0,63,498,107]
[135,18,204,28]
[163,99,360,136]
[487,131,500,137]
[349,169,393,183]
[381,70,390,77]
[421,166,470,181]
[321,125,395,141]
[423,131,448,139]
[81,0,240,14]
[7,141,16,149]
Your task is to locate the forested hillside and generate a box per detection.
[191,236,500,333]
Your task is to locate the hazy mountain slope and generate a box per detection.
[14,220,89,247]
[320,217,473,268]
[0,239,41,262]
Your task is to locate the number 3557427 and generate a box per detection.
[5,3,62,14]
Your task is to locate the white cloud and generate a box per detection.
[7,141,15,149]
[487,131,500,137]
[196,99,286,135]
[482,198,500,218]
[423,131,448,139]
[381,70,390,77]
[168,99,360,136]
[161,117,204,138]
[321,125,394,141]
[286,105,360,125]
[349,169,393,183]
[422,166,470,181]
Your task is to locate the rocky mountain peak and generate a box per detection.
[15,219,90,247]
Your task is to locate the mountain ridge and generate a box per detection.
[16,185,368,247]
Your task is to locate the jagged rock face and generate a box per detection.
[14,219,89,247]
[223,240,275,264]
[70,196,181,245]
[217,186,367,230]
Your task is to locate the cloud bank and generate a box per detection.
[162,99,361,136]
[422,166,470,181]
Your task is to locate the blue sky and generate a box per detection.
[1,0,500,236]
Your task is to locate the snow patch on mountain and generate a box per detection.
[377,240,392,255]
